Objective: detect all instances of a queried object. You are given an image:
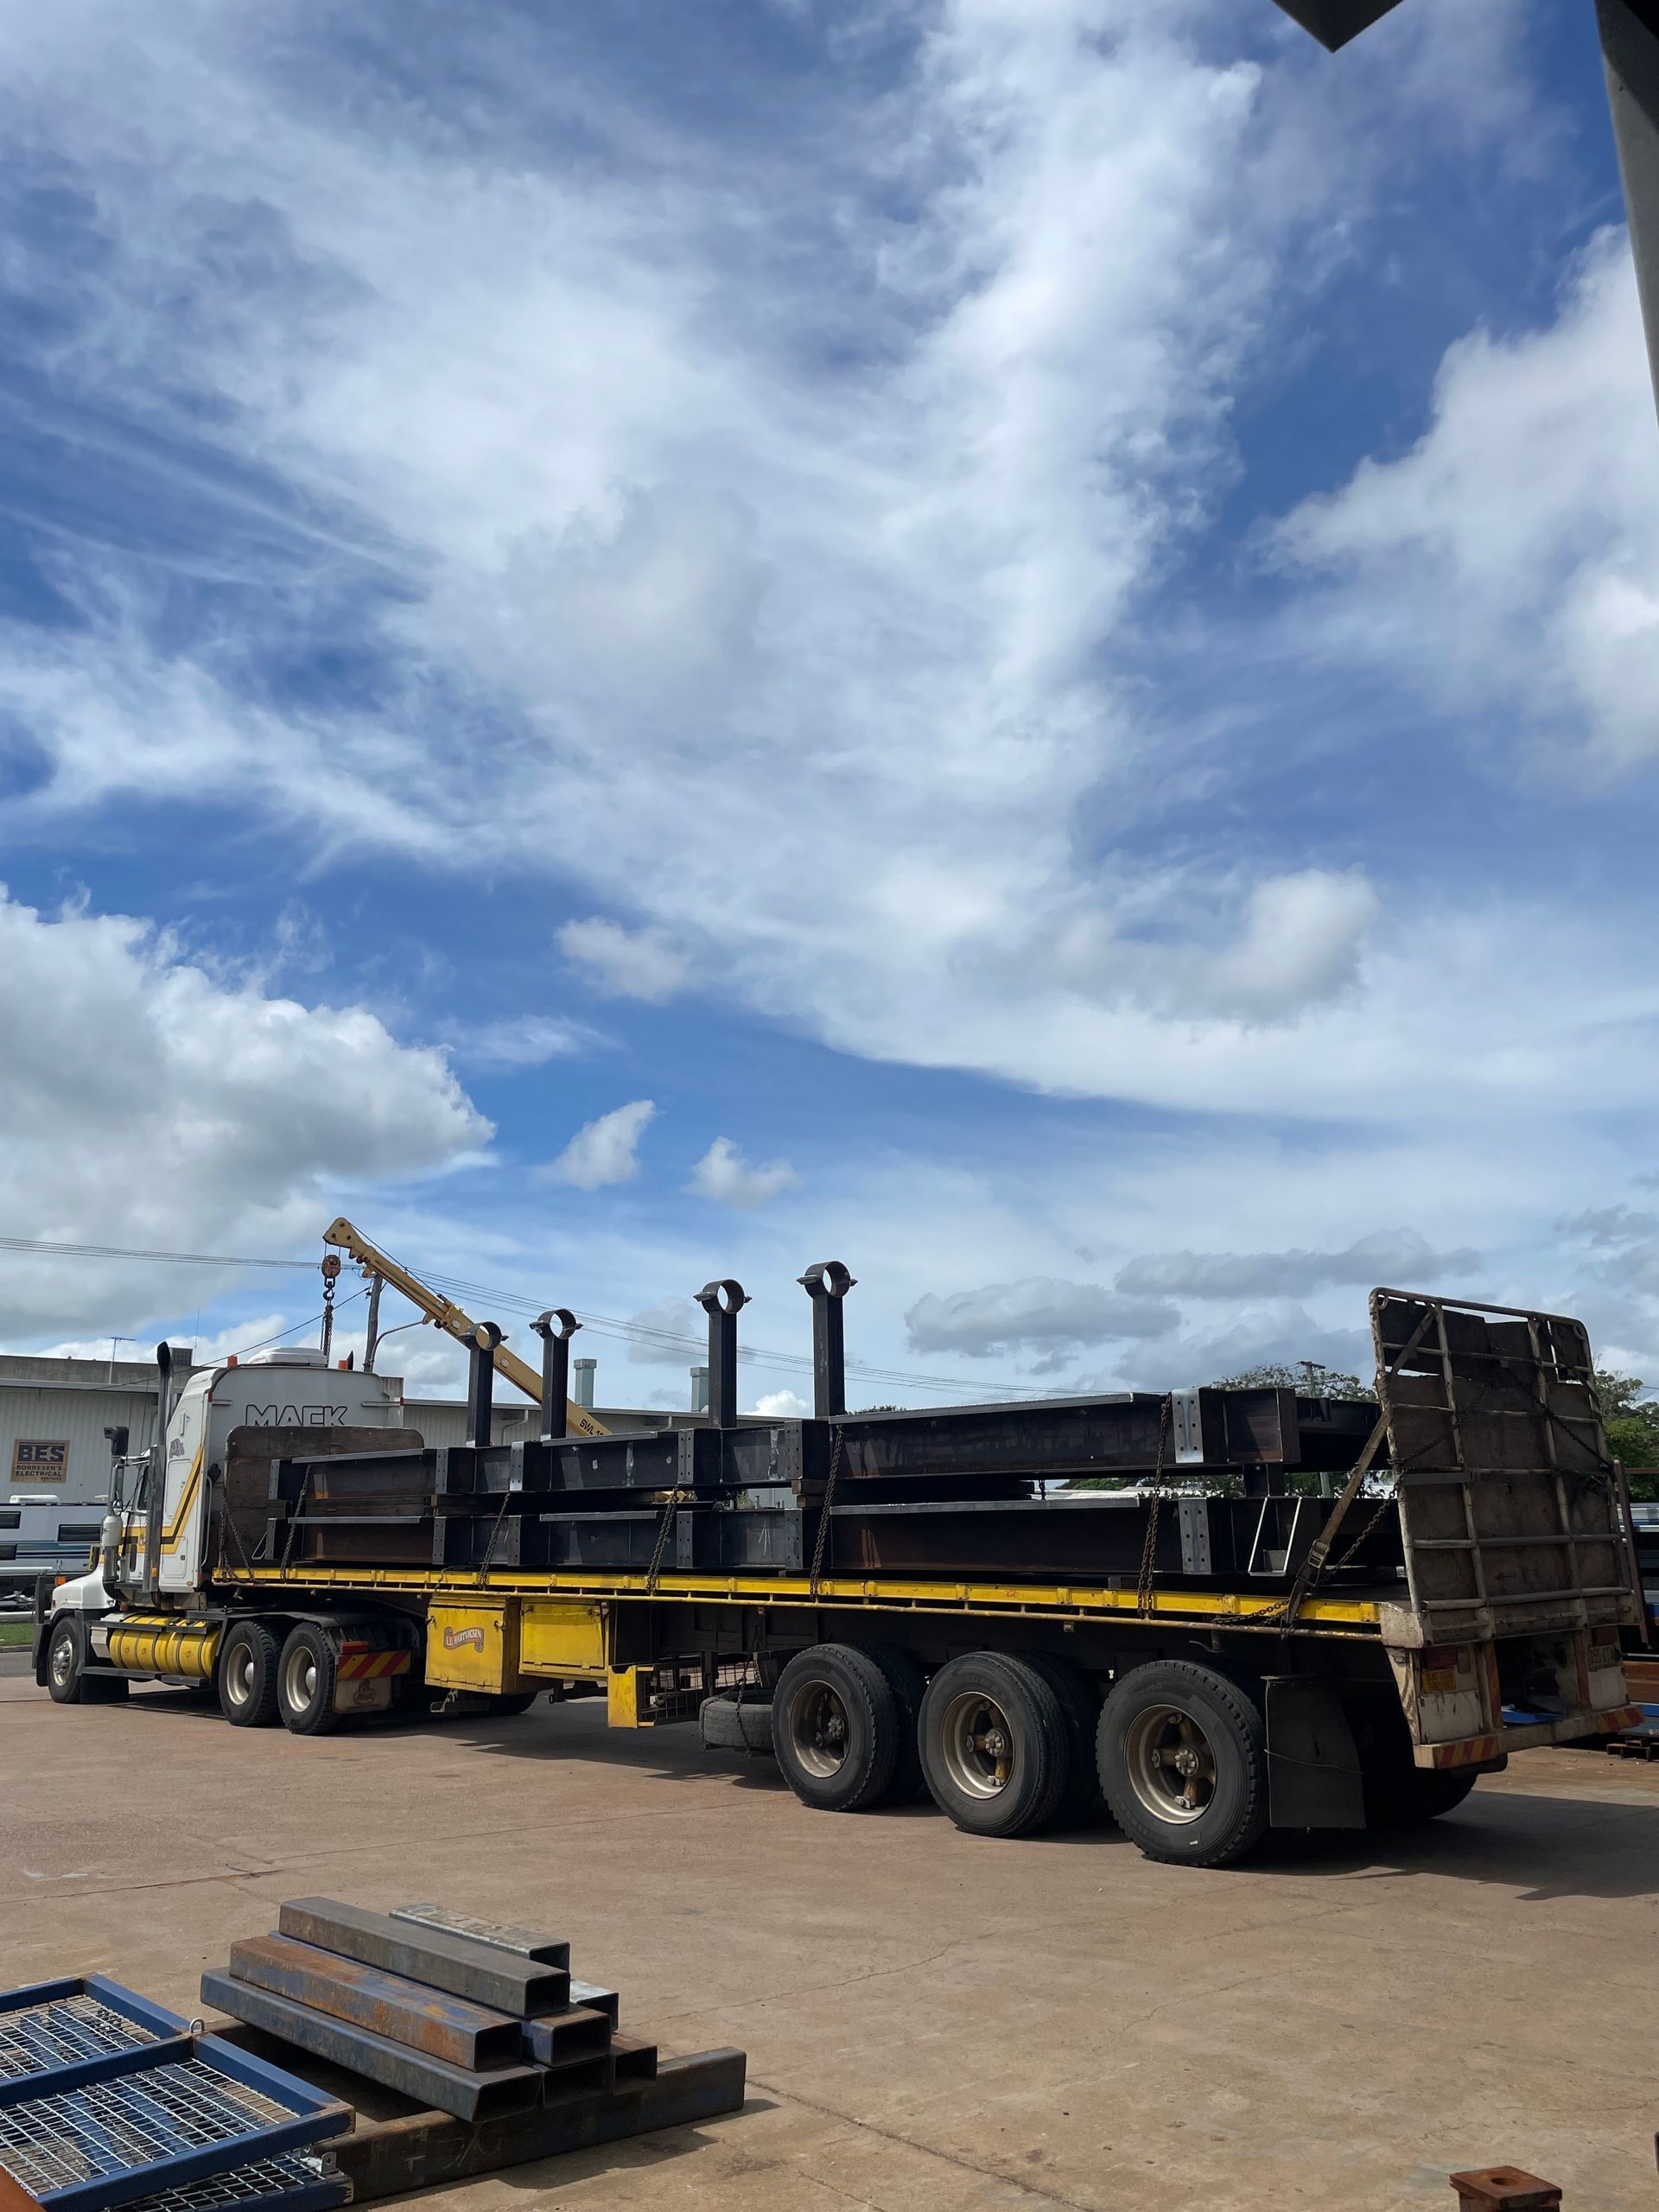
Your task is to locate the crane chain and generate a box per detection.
[809,1424,844,1598]
[645,1488,692,1593]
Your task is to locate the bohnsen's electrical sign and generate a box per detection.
[10,1439,69,1486]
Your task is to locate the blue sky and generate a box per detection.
[2,0,1657,1412]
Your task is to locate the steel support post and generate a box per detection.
[1601,0,1659,424]
[798,1262,855,1420]
[465,1323,503,1450]
[530,1309,579,1443]
[696,1280,748,1429]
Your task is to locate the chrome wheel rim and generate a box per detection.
[49,1631,75,1689]
[787,1680,849,1778]
[939,1688,1014,1800]
[226,1646,256,1709]
[283,1645,319,1713]
[1125,1704,1217,1825]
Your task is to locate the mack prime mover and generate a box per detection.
[35,1263,1645,1868]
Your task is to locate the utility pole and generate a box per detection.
[1269,0,1659,424]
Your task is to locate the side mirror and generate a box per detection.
[105,1425,130,1459]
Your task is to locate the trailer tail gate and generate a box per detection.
[1371,1289,1643,1764]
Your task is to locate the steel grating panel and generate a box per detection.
[0,1998,162,2083]
[119,2154,347,2212]
[0,2033,350,2212]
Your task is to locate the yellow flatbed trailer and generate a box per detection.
[38,1283,1644,1867]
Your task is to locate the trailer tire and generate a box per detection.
[218,1622,282,1728]
[45,1615,86,1704]
[919,1652,1068,1839]
[477,1690,540,1716]
[276,1624,341,1736]
[1365,1763,1480,1827]
[1023,1652,1107,1827]
[859,1643,929,1803]
[774,1643,906,1813]
[1097,1661,1268,1867]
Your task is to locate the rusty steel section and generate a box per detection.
[225,1939,522,2071]
[275,1902,569,2018]
[1370,1290,1641,1643]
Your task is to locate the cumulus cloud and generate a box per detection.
[1276,232,1659,773]
[623,1295,702,1368]
[0,887,487,1340]
[544,1100,656,1191]
[906,1278,1179,1361]
[556,920,688,1005]
[0,0,1462,1125]
[687,1138,798,1210]
[750,1388,808,1418]
[1555,1205,1659,1249]
[1116,1228,1480,1300]
[1109,1305,1376,1395]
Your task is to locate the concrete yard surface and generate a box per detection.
[3,1659,1656,2212]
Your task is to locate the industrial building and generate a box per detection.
[0,1348,701,1510]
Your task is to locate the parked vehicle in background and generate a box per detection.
[1,1495,106,1599]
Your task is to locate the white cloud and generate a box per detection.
[0,0,1643,1156]
[545,1100,656,1190]
[0,0,1452,1123]
[687,1137,798,1211]
[906,1278,1179,1361]
[450,1016,594,1071]
[37,1316,289,1367]
[0,887,487,1340]
[1049,868,1378,1024]
[1275,232,1659,773]
[623,1295,702,1368]
[1116,1229,1481,1300]
[556,920,688,1005]
[749,1387,808,1418]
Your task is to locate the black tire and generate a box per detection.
[45,1616,86,1704]
[1024,1652,1107,1828]
[478,1690,540,1716]
[218,1622,282,1728]
[1097,1661,1268,1867]
[276,1623,341,1736]
[918,1652,1068,1840]
[1366,1762,1479,1827]
[773,1643,906,1812]
[859,1643,929,1804]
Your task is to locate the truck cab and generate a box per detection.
[52,1345,404,1617]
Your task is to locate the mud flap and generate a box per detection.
[1266,1677,1365,1828]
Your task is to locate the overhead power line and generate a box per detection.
[0,1235,316,1271]
[1,1230,1066,1403]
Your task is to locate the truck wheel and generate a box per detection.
[773,1643,906,1812]
[277,1624,341,1736]
[1024,1652,1106,1827]
[476,1690,540,1716]
[218,1622,281,1728]
[46,1616,86,1704]
[1097,1661,1268,1867]
[918,1652,1067,1839]
[859,1643,929,1803]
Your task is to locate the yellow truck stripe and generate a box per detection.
[214,1561,1380,1632]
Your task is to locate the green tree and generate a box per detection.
[1211,1360,1373,1402]
[1595,1370,1659,1502]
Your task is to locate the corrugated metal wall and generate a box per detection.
[0,1382,161,1507]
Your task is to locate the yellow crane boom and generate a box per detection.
[322,1217,608,1439]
